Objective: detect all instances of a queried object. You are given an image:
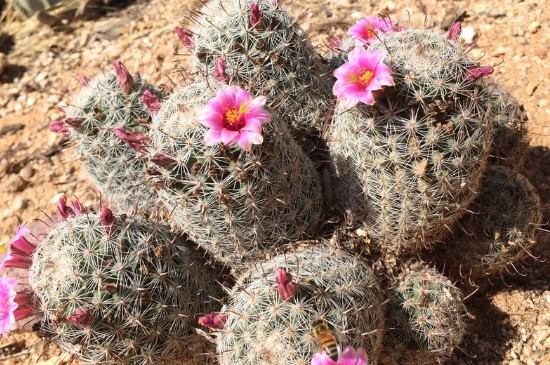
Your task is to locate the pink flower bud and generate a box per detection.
[71,200,85,215]
[465,66,494,82]
[141,90,161,115]
[112,127,150,152]
[114,60,134,94]
[67,308,94,328]
[151,151,177,169]
[249,3,263,30]
[57,195,71,221]
[49,120,70,134]
[329,36,342,50]
[64,117,84,130]
[214,57,230,84]
[198,312,226,330]
[1,226,35,271]
[79,75,90,86]
[447,22,462,40]
[100,206,116,235]
[56,105,69,115]
[175,26,194,48]
[275,268,298,301]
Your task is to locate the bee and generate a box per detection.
[312,319,339,361]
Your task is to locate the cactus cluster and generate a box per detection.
[1,2,541,365]
[30,209,223,364]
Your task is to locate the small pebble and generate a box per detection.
[528,21,541,33]
[460,26,477,43]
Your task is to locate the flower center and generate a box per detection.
[364,24,375,38]
[224,107,245,130]
[354,68,375,88]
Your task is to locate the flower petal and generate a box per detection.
[204,128,223,146]
[236,130,263,151]
[221,129,240,145]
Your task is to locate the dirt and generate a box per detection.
[0,0,549,364]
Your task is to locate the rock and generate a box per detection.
[518,37,528,45]
[0,53,7,76]
[486,8,506,18]
[528,21,541,34]
[0,123,24,137]
[19,165,35,181]
[509,359,523,365]
[4,174,28,193]
[460,26,477,43]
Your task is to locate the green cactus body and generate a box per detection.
[328,29,493,253]
[483,79,530,169]
[387,266,467,358]
[190,0,332,133]
[67,71,161,215]
[441,165,541,280]
[217,244,385,365]
[30,212,223,365]
[148,83,323,271]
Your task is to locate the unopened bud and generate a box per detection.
[329,36,342,50]
[114,60,134,94]
[64,117,84,130]
[275,268,298,301]
[67,308,94,328]
[141,90,161,115]
[175,26,194,48]
[249,3,263,30]
[100,206,116,235]
[49,120,69,134]
[151,151,177,169]
[79,75,90,86]
[198,312,226,330]
[447,22,462,40]
[112,127,150,152]
[465,66,494,82]
[214,57,230,84]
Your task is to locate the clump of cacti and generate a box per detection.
[328,27,494,253]
[147,82,323,271]
[214,243,385,364]
[49,61,163,216]
[9,4,537,365]
[437,165,541,282]
[29,206,223,365]
[186,0,333,135]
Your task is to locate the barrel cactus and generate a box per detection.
[29,207,223,365]
[438,165,541,282]
[187,0,333,134]
[386,265,467,360]
[49,60,163,217]
[328,27,494,253]
[215,243,385,365]
[147,82,323,271]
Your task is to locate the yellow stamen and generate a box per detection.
[225,108,240,128]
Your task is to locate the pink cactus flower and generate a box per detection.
[175,26,194,48]
[100,206,116,235]
[114,60,134,94]
[448,21,462,40]
[465,66,494,82]
[333,48,394,108]
[249,3,263,30]
[71,200,85,215]
[1,226,35,270]
[0,275,18,337]
[67,308,94,328]
[214,57,230,84]
[311,346,368,365]
[49,120,70,134]
[198,312,226,330]
[275,268,298,300]
[347,16,397,45]
[141,90,162,115]
[198,86,271,151]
